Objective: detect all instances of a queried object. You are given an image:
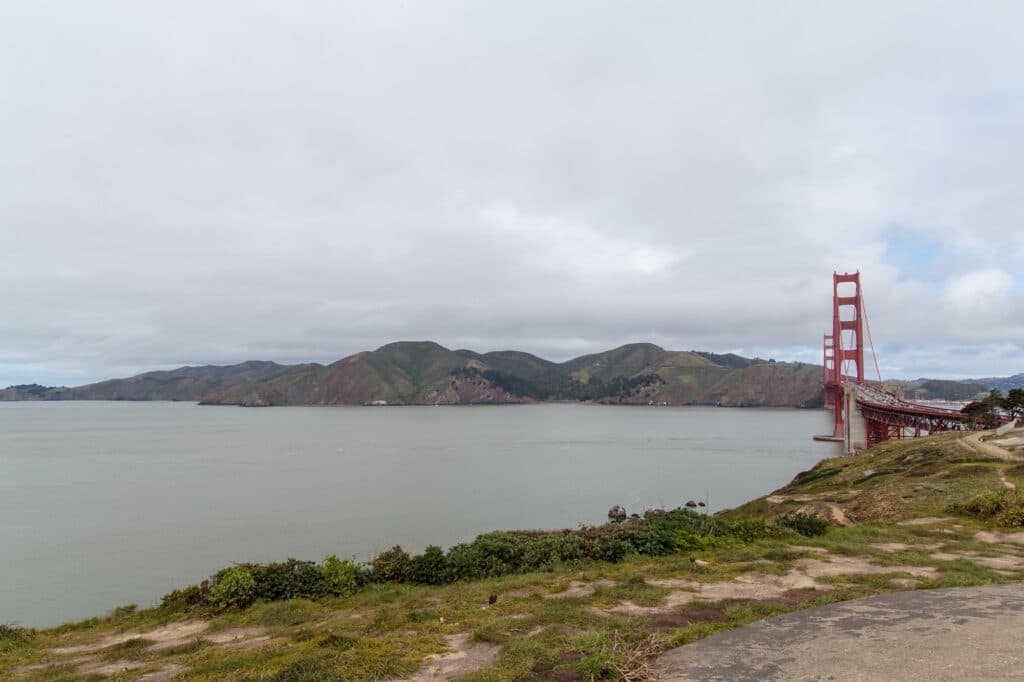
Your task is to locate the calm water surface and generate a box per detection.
[0,401,839,627]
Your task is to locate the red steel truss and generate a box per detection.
[857,397,969,448]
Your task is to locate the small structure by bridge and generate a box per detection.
[815,272,978,454]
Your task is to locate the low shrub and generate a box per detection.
[597,537,633,562]
[773,512,829,537]
[646,508,731,537]
[210,566,258,610]
[446,532,529,580]
[675,530,725,552]
[106,604,137,623]
[159,503,751,613]
[729,518,781,543]
[408,545,449,585]
[619,529,677,556]
[371,546,412,583]
[159,584,207,613]
[520,533,586,571]
[949,490,1024,527]
[253,558,323,601]
[318,555,359,597]
[0,624,32,644]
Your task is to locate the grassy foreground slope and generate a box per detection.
[4,427,1024,681]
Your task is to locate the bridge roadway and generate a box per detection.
[852,382,967,420]
[837,382,970,453]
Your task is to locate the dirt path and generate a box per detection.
[961,432,1022,462]
[999,468,1017,490]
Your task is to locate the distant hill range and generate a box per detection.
[1,342,825,407]
[883,374,1024,402]
[964,373,1024,394]
[6,343,1020,408]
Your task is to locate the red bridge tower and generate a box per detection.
[823,272,865,437]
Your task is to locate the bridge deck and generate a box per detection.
[852,383,967,420]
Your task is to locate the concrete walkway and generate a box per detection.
[661,583,1024,681]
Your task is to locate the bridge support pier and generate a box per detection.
[843,384,868,454]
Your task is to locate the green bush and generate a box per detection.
[646,508,732,537]
[950,490,1024,527]
[210,566,258,610]
[520,533,585,571]
[159,503,754,611]
[254,558,324,601]
[446,532,528,580]
[620,529,677,556]
[729,518,781,543]
[0,624,32,644]
[159,584,207,613]
[318,555,359,597]
[597,537,633,562]
[371,546,413,583]
[408,545,451,585]
[996,507,1024,527]
[773,512,829,537]
[675,530,725,552]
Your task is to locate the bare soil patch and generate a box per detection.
[204,627,268,646]
[545,579,615,599]
[870,543,942,552]
[77,658,148,675]
[646,606,728,632]
[49,620,209,656]
[976,531,1024,545]
[513,651,585,682]
[931,551,1024,571]
[407,633,502,682]
[999,468,1017,490]
[795,556,938,579]
[788,545,829,553]
[608,571,827,616]
[898,517,955,526]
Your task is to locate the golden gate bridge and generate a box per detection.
[815,272,984,454]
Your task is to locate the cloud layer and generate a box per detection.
[2,1,1022,385]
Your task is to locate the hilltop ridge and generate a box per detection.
[2,342,825,408]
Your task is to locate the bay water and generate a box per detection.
[0,401,838,627]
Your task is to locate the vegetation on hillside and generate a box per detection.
[205,342,825,407]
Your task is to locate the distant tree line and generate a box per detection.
[962,389,1024,427]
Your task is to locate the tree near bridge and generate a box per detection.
[1006,388,1024,420]
[962,390,1005,428]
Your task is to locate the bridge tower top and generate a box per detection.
[832,271,865,386]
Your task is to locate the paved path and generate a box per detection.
[661,583,1024,681]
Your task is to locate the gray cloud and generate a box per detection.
[2,1,1022,385]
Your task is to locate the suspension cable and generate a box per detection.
[861,290,883,384]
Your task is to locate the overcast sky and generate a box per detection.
[2,1,1022,387]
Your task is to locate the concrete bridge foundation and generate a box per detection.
[843,385,868,454]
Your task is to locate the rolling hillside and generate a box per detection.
[203,342,825,407]
[4,342,829,407]
[0,361,286,402]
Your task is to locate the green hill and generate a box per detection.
[4,342,829,407]
[0,361,286,402]
[203,342,825,407]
